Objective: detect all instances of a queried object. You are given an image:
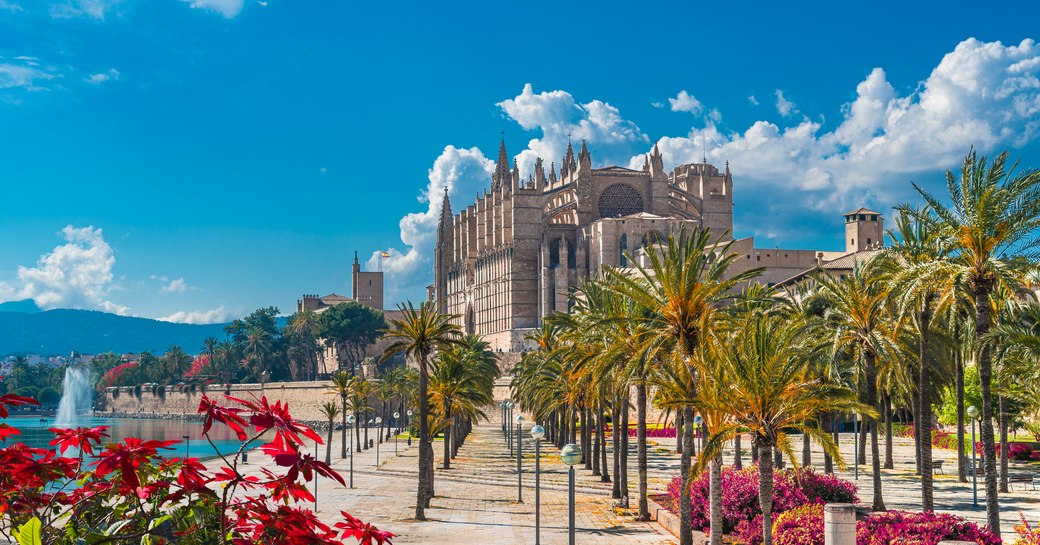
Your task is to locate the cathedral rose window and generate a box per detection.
[598,183,643,218]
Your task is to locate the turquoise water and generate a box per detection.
[4,416,260,461]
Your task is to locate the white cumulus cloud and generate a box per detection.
[631,37,1040,225]
[8,225,129,314]
[181,0,244,18]
[668,90,703,114]
[161,277,191,293]
[160,306,235,324]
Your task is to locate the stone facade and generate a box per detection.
[433,139,885,352]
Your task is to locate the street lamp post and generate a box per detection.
[501,402,507,432]
[407,410,413,446]
[561,443,581,545]
[346,414,356,488]
[968,405,979,508]
[394,412,400,455]
[515,414,524,503]
[375,416,383,466]
[313,440,319,511]
[530,424,545,545]
[182,435,190,459]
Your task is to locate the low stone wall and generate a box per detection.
[101,381,344,422]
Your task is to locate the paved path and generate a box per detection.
[278,422,675,545]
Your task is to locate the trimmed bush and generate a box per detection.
[1009,443,1032,461]
[773,504,824,545]
[857,511,1001,545]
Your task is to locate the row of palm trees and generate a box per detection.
[319,306,502,522]
[509,149,1040,545]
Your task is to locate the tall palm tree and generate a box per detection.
[699,310,865,545]
[913,149,1040,533]
[814,259,903,512]
[607,226,761,545]
[381,301,462,521]
[329,370,352,458]
[881,205,955,511]
[348,377,373,451]
[320,401,340,464]
[430,338,498,468]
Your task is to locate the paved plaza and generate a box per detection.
[252,418,1040,544]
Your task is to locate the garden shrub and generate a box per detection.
[1009,443,1033,461]
[773,504,824,545]
[667,465,858,536]
[857,511,1000,545]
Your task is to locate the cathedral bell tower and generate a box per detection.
[434,187,453,313]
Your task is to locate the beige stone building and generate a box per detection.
[433,139,885,352]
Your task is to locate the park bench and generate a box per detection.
[931,460,945,474]
[1008,473,1036,491]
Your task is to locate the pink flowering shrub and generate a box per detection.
[773,504,824,545]
[857,511,1000,545]
[101,361,139,388]
[666,465,858,536]
[184,354,211,379]
[1008,443,1033,461]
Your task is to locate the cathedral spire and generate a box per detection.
[493,138,511,190]
[440,186,452,221]
[564,141,577,174]
[549,161,557,183]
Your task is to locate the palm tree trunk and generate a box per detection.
[956,327,967,483]
[416,359,431,520]
[679,406,695,545]
[600,400,611,483]
[443,399,452,470]
[341,396,348,459]
[919,298,934,511]
[612,400,622,498]
[758,435,775,545]
[355,415,362,452]
[751,439,759,463]
[975,280,1000,534]
[709,455,723,545]
[583,406,593,470]
[364,409,370,450]
[619,394,630,506]
[912,386,922,475]
[734,433,743,469]
[326,422,333,465]
[999,388,1009,493]
[636,382,649,521]
[865,349,886,512]
[802,421,811,468]
[884,391,894,470]
[773,445,784,469]
[592,406,601,476]
[823,414,834,474]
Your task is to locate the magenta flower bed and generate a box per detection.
[771,509,1000,545]
[857,511,1001,545]
[666,465,858,536]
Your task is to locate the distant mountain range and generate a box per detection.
[0,300,232,356]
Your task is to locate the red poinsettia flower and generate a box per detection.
[259,434,344,486]
[336,511,396,545]
[48,426,110,455]
[0,423,19,442]
[0,393,39,418]
[93,437,179,491]
[198,394,249,440]
[227,394,323,446]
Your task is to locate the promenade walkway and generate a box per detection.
[281,421,675,545]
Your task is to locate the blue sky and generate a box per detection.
[1,0,1039,323]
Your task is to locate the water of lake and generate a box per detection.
[4,415,260,460]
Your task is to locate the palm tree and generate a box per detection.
[288,310,322,380]
[699,310,865,545]
[814,259,903,512]
[202,336,219,373]
[381,300,462,521]
[430,337,498,468]
[913,149,1040,533]
[320,401,340,464]
[329,371,352,458]
[606,226,761,545]
[881,205,954,511]
[348,377,373,451]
